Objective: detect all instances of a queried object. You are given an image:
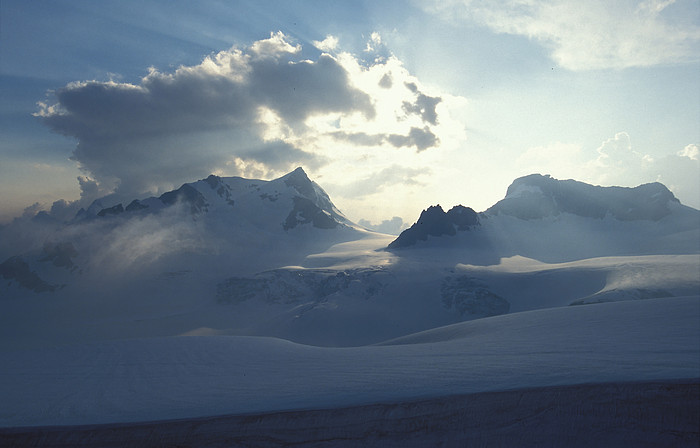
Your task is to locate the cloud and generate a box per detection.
[678,143,699,161]
[312,35,339,52]
[36,32,375,206]
[386,127,439,152]
[334,165,427,199]
[594,132,648,170]
[330,126,439,152]
[358,216,407,235]
[594,134,700,209]
[364,32,383,53]
[402,83,441,125]
[517,132,700,208]
[35,31,457,217]
[420,0,700,70]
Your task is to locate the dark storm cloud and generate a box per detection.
[36,32,374,203]
[386,127,439,152]
[249,53,375,124]
[330,126,439,152]
[402,81,441,125]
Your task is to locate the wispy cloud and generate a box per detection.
[420,0,700,70]
[332,165,428,199]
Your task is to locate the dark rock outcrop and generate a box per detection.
[441,276,510,317]
[40,242,78,269]
[159,184,208,214]
[388,205,479,248]
[0,256,57,293]
[97,203,124,217]
[284,197,338,230]
[280,167,348,230]
[125,199,148,212]
[204,175,235,206]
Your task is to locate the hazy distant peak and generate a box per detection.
[490,174,681,221]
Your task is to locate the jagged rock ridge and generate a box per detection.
[388,205,479,248]
[388,174,699,252]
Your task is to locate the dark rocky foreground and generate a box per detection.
[2,380,698,448]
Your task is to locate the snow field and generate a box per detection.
[1,296,697,428]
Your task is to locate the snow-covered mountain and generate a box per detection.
[390,173,700,262]
[75,166,352,231]
[1,170,698,349]
[0,167,360,294]
[1,169,698,445]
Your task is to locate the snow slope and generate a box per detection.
[0,171,698,445]
[0,167,360,293]
[3,381,696,447]
[1,297,697,428]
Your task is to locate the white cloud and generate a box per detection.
[357,216,407,235]
[420,0,700,70]
[517,132,700,208]
[594,132,643,171]
[312,35,339,52]
[364,32,383,52]
[678,143,699,160]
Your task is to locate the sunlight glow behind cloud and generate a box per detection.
[32,31,467,222]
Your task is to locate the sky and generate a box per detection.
[1,0,699,231]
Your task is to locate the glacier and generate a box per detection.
[0,169,698,446]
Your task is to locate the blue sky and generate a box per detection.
[1,0,699,229]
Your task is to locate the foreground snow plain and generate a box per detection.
[2,296,698,428]
[1,232,699,447]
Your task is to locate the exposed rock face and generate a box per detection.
[97,203,124,217]
[0,256,58,293]
[441,276,510,317]
[204,175,235,206]
[284,197,338,230]
[283,167,318,200]
[487,174,680,221]
[280,167,349,230]
[159,184,208,214]
[448,205,481,230]
[40,242,78,269]
[388,205,479,248]
[125,199,148,212]
[388,174,696,250]
[216,267,388,305]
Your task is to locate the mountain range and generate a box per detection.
[1,168,698,347]
[1,167,698,444]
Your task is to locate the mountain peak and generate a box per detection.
[275,167,351,229]
[489,174,680,221]
[388,204,479,248]
[281,167,314,197]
